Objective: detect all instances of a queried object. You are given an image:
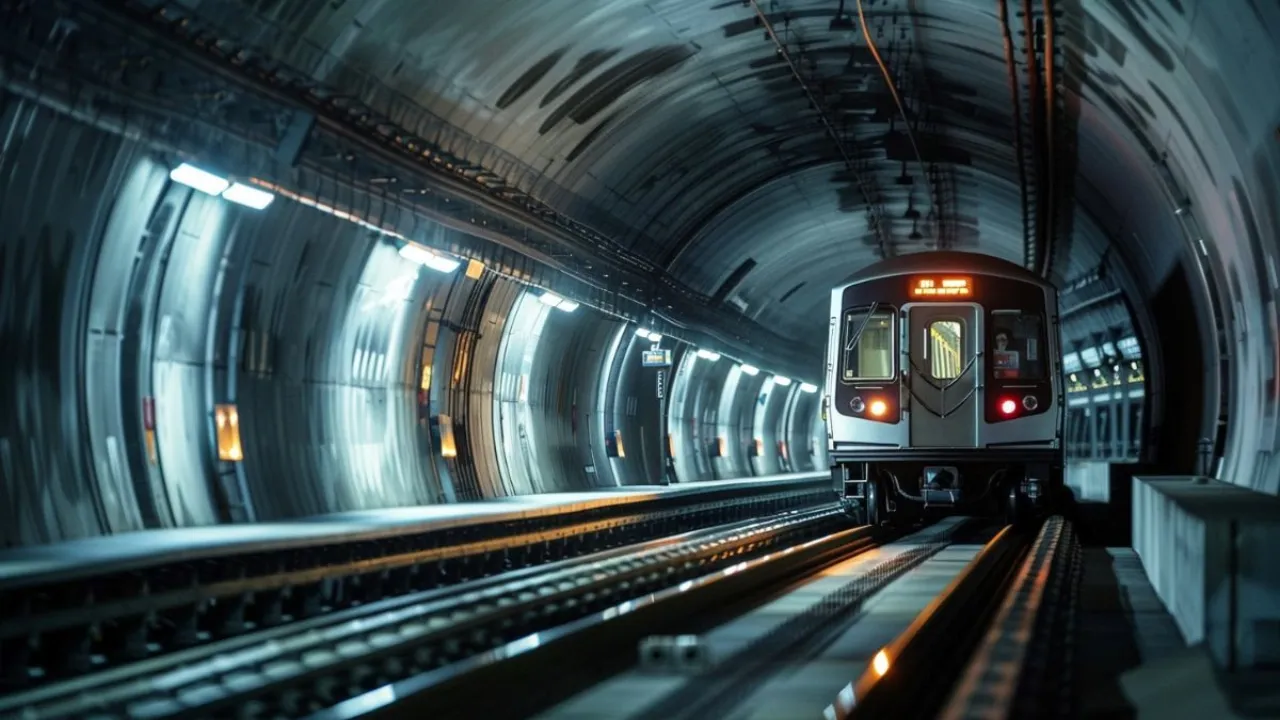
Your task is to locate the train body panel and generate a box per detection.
[823,252,1064,525]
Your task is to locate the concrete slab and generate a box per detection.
[1132,476,1280,671]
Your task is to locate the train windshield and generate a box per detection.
[841,306,895,381]
[990,310,1047,380]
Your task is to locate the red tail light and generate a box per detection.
[999,398,1018,416]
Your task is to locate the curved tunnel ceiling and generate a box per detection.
[199,0,1280,356]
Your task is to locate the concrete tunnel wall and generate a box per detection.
[0,91,819,548]
[177,0,1280,498]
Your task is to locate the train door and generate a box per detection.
[905,304,981,447]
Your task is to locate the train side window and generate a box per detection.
[991,310,1046,380]
[927,319,964,380]
[841,306,895,381]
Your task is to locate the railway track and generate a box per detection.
[3,508,1081,720]
[1,504,851,719]
[0,479,827,693]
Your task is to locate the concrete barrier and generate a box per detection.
[1132,476,1280,671]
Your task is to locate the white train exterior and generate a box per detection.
[824,251,1064,526]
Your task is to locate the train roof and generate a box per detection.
[836,251,1055,290]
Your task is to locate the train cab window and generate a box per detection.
[841,306,895,381]
[990,311,1047,380]
[927,319,964,380]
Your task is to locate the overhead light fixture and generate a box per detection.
[647,331,663,342]
[398,242,461,273]
[635,327,652,338]
[221,182,275,210]
[773,375,793,386]
[557,299,580,312]
[170,163,229,196]
[696,349,721,361]
[800,382,818,393]
[539,292,564,307]
[740,364,760,376]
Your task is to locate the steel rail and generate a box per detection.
[938,516,1072,719]
[8,507,851,719]
[0,482,827,691]
[631,520,964,720]
[828,521,1033,719]
[319,517,890,720]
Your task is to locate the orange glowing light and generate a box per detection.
[868,399,888,417]
[912,276,972,297]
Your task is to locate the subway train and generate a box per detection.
[824,252,1064,526]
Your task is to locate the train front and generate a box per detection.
[825,263,1063,524]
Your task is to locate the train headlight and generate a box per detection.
[1022,394,1039,411]
[998,398,1018,416]
[850,397,866,414]
[868,399,888,418]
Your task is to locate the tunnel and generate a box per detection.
[0,0,1278,715]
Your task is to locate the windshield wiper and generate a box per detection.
[844,301,881,352]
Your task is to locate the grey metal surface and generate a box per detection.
[539,517,978,720]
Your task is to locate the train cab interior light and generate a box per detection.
[999,398,1018,416]
[800,382,818,394]
[398,242,462,273]
[170,163,230,195]
[774,375,793,386]
[222,182,275,210]
[740,364,760,376]
[696,349,722,361]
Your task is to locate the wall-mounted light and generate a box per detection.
[774,375,793,386]
[222,182,274,210]
[398,242,461,273]
[170,163,230,195]
[538,292,579,312]
[646,331,662,342]
[740,364,760,376]
[696,349,721,361]
[465,258,486,279]
[170,163,277,210]
[800,382,818,393]
[635,328,662,341]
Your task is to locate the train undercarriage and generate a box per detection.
[831,457,1062,527]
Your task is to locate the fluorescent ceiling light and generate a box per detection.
[800,382,818,393]
[740,364,760,376]
[222,182,274,210]
[557,299,580,312]
[170,163,229,196]
[539,292,564,307]
[399,243,461,273]
[773,375,793,386]
[696,349,721,361]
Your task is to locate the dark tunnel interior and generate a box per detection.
[0,0,1276,560]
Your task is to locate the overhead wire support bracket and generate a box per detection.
[748,0,893,258]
